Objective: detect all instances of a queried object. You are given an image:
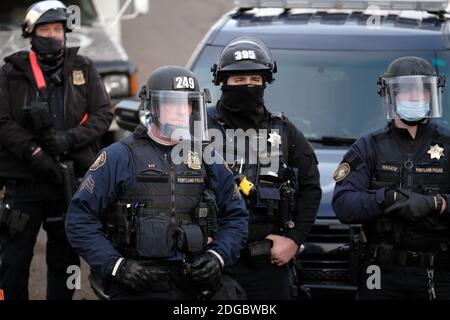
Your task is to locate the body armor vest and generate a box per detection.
[210,108,297,242]
[108,128,208,258]
[367,124,450,251]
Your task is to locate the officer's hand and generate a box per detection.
[190,252,222,287]
[266,234,298,266]
[45,132,74,156]
[384,188,407,208]
[114,259,170,292]
[384,189,438,222]
[30,149,63,184]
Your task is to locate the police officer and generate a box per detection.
[332,56,450,299]
[208,36,322,300]
[0,1,113,300]
[65,65,249,300]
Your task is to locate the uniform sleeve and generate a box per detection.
[0,67,35,160]
[285,120,322,245]
[204,151,249,266]
[332,136,387,224]
[65,58,113,148]
[65,142,133,277]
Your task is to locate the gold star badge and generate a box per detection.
[427,144,444,160]
[268,132,282,147]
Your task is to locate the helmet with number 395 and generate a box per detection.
[211,35,277,85]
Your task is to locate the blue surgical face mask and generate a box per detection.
[396,101,430,121]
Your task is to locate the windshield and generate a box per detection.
[0,0,98,30]
[191,46,450,141]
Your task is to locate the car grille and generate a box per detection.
[297,221,361,288]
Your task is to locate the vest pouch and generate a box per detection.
[256,187,281,216]
[108,205,132,246]
[176,224,204,255]
[135,213,174,258]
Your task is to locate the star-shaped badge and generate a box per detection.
[268,132,282,147]
[427,144,444,160]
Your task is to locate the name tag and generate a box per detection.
[177,177,204,184]
[415,167,444,174]
[381,164,400,173]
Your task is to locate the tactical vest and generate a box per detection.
[107,130,208,259]
[210,109,297,242]
[367,124,450,251]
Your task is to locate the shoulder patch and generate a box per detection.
[333,162,351,183]
[89,151,107,171]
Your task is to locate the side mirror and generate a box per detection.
[114,99,142,132]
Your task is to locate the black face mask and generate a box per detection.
[31,34,65,64]
[218,84,266,130]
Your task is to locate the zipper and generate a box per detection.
[401,138,415,191]
[403,153,413,191]
[166,153,176,218]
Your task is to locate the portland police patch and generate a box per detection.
[333,163,351,183]
[89,151,107,171]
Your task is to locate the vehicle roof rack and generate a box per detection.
[234,0,448,12]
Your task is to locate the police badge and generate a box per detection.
[72,70,86,86]
[187,151,202,170]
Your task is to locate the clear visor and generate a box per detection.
[143,90,208,141]
[382,75,442,120]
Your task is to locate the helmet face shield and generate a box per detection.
[144,90,208,142]
[382,75,442,121]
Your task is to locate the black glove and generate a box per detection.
[190,252,222,288]
[44,132,74,156]
[114,259,170,292]
[30,149,63,184]
[384,189,438,223]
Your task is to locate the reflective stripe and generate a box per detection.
[112,257,125,277]
[207,249,224,267]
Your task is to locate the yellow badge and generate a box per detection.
[427,144,444,160]
[187,151,202,170]
[333,162,351,183]
[89,151,107,171]
[72,70,85,86]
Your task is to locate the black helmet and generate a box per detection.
[22,1,70,38]
[140,66,210,141]
[384,56,437,78]
[143,65,200,93]
[211,35,277,85]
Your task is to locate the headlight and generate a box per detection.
[103,74,129,98]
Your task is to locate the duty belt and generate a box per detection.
[370,244,450,269]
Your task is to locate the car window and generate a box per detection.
[192,45,450,140]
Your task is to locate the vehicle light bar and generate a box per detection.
[235,0,448,11]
